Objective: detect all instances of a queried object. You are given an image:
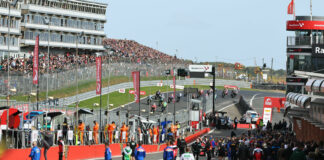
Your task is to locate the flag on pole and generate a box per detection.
[96,57,102,95]
[288,0,294,15]
[33,35,39,85]
[132,71,140,103]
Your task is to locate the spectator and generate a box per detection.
[163,141,174,160]
[29,141,41,160]
[180,147,195,160]
[135,141,146,160]
[123,142,132,160]
[58,137,64,160]
[105,142,112,160]
[289,143,306,160]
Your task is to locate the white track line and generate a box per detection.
[249,94,260,108]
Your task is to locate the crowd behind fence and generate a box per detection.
[0,62,188,96]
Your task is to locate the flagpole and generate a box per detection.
[293,0,296,20]
[310,0,312,21]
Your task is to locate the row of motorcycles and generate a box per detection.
[146,91,181,113]
[221,89,238,98]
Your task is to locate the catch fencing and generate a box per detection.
[0,62,188,96]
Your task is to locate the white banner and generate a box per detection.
[119,88,125,93]
[122,131,126,140]
[170,85,184,90]
[263,107,272,124]
[157,83,163,87]
[68,130,73,140]
[89,131,93,140]
[189,65,212,72]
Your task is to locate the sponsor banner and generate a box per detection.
[33,35,39,85]
[170,85,184,90]
[287,20,324,30]
[129,90,146,95]
[264,97,286,108]
[312,45,324,57]
[96,57,102,95]
[262,74,268,80]
[118,88,125,93]
[263,107,272,124]
[157,83,163,87]
[189,65,212,72]
[131,71,140,103]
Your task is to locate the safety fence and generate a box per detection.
[0,62,187,96]
[0,128,211,160]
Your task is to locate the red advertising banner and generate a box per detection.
[33,35,39,85]
[132,71,140,103]
[96,57,102,95]
[129,90,146,95]
[264,97,286,112]
[287,20,324,31]
[264,97,286,108]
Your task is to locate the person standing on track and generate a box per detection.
[105,142,112,160]
[93,120,99,144]
[163,141,174,160]
[177,136,187,157]
[58,137,64,160]
[123,142,132,160]
[108,121,116,144]
[135,141,146,160]
[153,126,158,144]
[130,137,137,160]
[78,120,85,145]
[180,147,195,160]
[191,139,201,160]
[29,141,41,160]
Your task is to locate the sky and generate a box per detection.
[96,0,323,69]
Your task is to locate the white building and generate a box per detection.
[0,0,107,58]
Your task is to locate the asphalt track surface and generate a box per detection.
[115,89,284,118]
[89,90,284,160]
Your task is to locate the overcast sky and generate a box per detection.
[97,0,322,69]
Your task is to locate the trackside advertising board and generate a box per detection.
[263,107,272,124]
[189,65,212,72]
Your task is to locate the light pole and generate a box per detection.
[6,0,18,141]
[75,31,84,128]
[43,16,50,130]
[104,45,111,123]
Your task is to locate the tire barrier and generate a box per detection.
[0,128,211,160]
[238,96,253,115]
[252,83,286,91]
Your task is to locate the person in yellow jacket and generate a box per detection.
[93,121,99,144]
[78,120,85,145]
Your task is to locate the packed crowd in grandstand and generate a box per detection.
[0,38,187,73]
